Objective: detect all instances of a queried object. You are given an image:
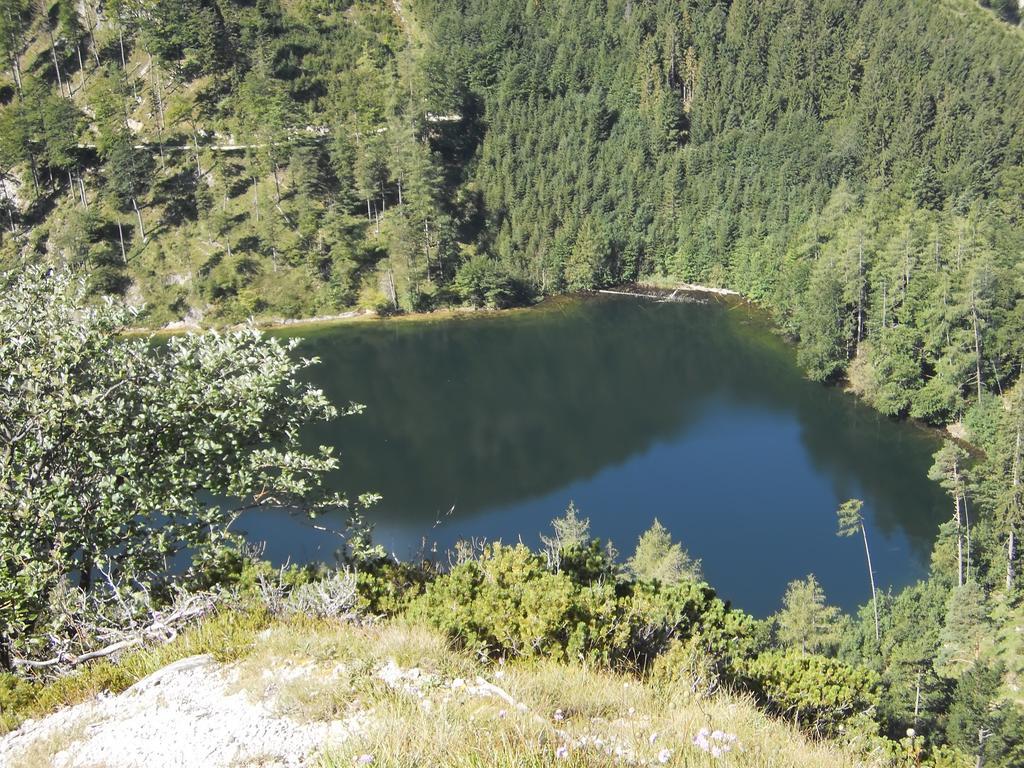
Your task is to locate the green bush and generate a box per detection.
[556,539,620,586]
[411,543,587,659]
[742,649,880,737]
[0,673,39,733]
[355,561,435,616]
[411,542,754,670]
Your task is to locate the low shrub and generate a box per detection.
[355,561,435,616]
[741,649,881,738]
[410,542,755,671]
[0,672,39,733]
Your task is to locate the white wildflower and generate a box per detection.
[693,728,739,759]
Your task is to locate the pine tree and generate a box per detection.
[542,501,591,553]
[837,499,880,645]
[929,441,971,587]
[776,574,845,656]
[937,582,990,677]
[627,519,701,585]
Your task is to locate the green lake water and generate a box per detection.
[241,294,948,616]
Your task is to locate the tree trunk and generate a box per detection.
[88,3,100,67]
[27,153,39,197]
[955,491,964,588]
[117,220,127,264]
[856,238,864,346]
[9,59,22,95]
[149,56,166,166]
[47,27,66,97]
[151,57,165,130]
[972,303,984,403]
[964,497,972,583]
[192,130,203,179]
[1010,425,1021,590]
[79,557,94,591]
[861,523,880,643]
[76,44,85,91]
[990,358,1004,396]
[77,167,87,207]
[952,456,965,587]
[132,197,146,242]
[424,218,431,281]
[4,5,23,93]
[903,241,911,302]
[118,26,138,100]
[1009,529,1016,592]
[0,170,15,232]
[914,671,921,725]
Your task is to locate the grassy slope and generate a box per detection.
[2,612,884,767]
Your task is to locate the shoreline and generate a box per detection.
[124,304,508,337]
[123,282,740,336]
[600,282,741,302]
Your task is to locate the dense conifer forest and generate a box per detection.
[2,0,1024,765]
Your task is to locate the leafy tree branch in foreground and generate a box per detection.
[0,270,365,669]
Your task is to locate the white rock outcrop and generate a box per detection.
[0,655,363,768]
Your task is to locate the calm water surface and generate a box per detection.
[242,295,947,616]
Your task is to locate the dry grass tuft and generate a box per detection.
[319,630,884,768]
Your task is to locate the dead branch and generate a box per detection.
[12,593,216,673]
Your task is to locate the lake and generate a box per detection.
[240,294,948,616]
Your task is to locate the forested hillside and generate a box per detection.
[0,0,470,323]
